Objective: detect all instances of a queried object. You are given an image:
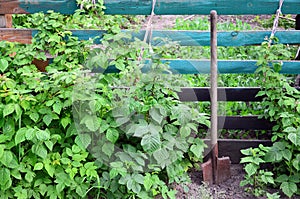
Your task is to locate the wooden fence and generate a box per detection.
[1,0,300,163]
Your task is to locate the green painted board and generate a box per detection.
[70,30,300,46]
[2,0,300,14]
[93,60,300,74]
[3,29,298,46]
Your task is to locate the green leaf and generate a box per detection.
[141,133,161,152]
[280,182,297,198]
[0,151,13,167]
[75,134,91,149]
[102,142,114,157]
[0,59,8,73]
[53,101,63,114]
[32,144,47,159]
[3,103,15,117]
[244,163,258,176]
[10,169,21,180]
[43,114,53,126]
[25,171,35,182]
[150,107,163,124]
[288,133,300,146]
[36,129,50,141]
[144,173,153,191]
[190,144,204,159]
[61,117,71,129]
[0,145,4,159]
[44,140,54,151]
[29,112,39,123]
[283,127,296,133]
[34,162,44,170]
[153,148,169,167]
[85,116,100,132]
[0,168,10,186]
[15,128,27,145]
[106,129,119,143]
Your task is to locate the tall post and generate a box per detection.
[210,10,218,184]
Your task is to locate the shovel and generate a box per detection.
[201,10,231,184]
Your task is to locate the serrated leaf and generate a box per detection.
[10,169,21,180]
[85,116,100,131]
[149,107,163,124]
[75,134,91,149]
[29,112,39,123]
[106,129,119,143]
[283,127,296,133]
[36,129,50,141]
[34,162,43,170]
[3,103,15,117]
[190,144,204,159]
[102,142,114,157]
[32,144,47,159]
[61,117,71,129]
[244,163,258,176]
[141,133,161,152]
[44,140,54,151]
[288,133,300,146]
[0,59,8,73]
[0,168,10,186]
[53,102,63,114]
[0,145,4,159]
[43,114,53,126]
[0,151,13,167]
[292,159,300,171]
[144,174,153,191]
[153,148,169,164]
[15,128,27,145]
[280,182,297,198]
[25,171,35,183]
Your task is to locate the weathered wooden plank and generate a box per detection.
[2,29,300,46]
[218,116,274,130]
[199,116,275,130]
[179,87,300,101]
[204,139,272,164]
[178,87,263,102]
[98,60,300,74]
[0,28,31,43]
[1,0,300,15]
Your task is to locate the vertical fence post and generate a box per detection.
[210,10,218,184]
[0,14,12,28]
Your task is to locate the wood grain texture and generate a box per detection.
[0,28,32,43]
[0,0,300,15]
[2,29,300,46]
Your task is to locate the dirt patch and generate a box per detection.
[174,164,297,199]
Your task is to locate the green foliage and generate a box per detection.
[73,32,210,198]
[240,39,300,198]
[1,1,209,198]
[240,145,277,197]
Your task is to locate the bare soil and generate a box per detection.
[174,164,298,199]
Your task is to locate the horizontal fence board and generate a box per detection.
[203,139,272,164]
[2,29,300,46]
[199,116,274,129]
[179,87,300,101]
[1,0,300,15]
[218,116,274,130]
[178,87,263,102]
[97,60,300,74]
